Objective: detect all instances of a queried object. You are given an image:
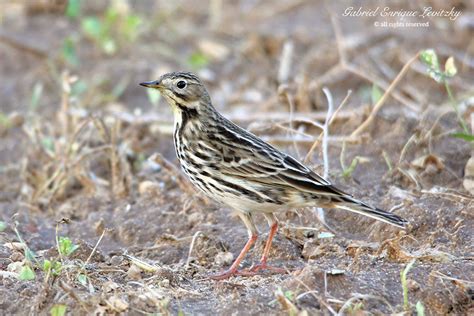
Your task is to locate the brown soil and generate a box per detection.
[0,1,473,315]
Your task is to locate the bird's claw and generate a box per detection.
[248,263,287,274]
[209,263,287,280]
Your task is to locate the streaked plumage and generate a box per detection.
[140,72,407,279]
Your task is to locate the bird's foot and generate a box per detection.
[208,264,287,280]
[248,262,287,274]
[208,268,241,280]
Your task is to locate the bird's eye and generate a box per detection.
[177,80,186,89]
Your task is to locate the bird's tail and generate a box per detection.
[336,196,408,228]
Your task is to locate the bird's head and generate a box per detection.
[140,72,212,118]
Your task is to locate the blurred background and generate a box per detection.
[0,0,473,315]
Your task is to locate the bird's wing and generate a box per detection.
[201,119,346,198]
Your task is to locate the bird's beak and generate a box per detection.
[139,80,161,89]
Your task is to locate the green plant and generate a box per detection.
[65,0,81,18]
[346,301,364,314]
[12,223,38,280]
[58,236,79,257]
[13,224,38,264]
[50,304,67,316]
[416,301,425,316]
[420,49,472,141]
[400,259,416,311]
[77,273,88,286]
[340,153,370,178]
[187,52,210,70]
[371,83,383,105]
[19,265,36,281]
[43,259,63,277]
[61,36,79,67]
[81,5,142,55]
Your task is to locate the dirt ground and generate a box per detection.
[1,1,473,315]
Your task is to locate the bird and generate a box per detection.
[140,72,408,280]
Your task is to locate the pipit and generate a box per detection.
[140,72,407,279]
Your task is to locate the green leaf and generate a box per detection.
[416,301,425,316]
[444,57,457,77]
[420,49,440,71]
[451,132,474,142]
[420,49,444,82]
[82,17,103,39]
[0,221,6,232]
[342,156,360,178]
[104,7,119,26]
[187,52,209,70]
[124,15,142,41]
[59,237,79,257]
[24,247,37,263]
[401,259,416,310]
[62,37,79,67]
[43,259,52,272]
[50,304,67,316]
[71,80,87,97]
[19,265,36,281]
[41,137,55,153]
[44,259,62,276]
[65,0,81,18]
[52,261,63,276]
[371,84,383,105]
[77,274,87,286]
[284,290,294,301]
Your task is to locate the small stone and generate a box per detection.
[160,278,170,287]
[187,212,203,226]
[214,251,234,267]
[463,157,474,195]
[197,39,230,61]
[109,255,124,266]
[407,279,420,292]
[102,280,119,293]
[126,264,142,280]
[8,112,25,127]
[107,295,129,312]
[7,261,23,273]
[138,181,161,197]
[9,252,24,262]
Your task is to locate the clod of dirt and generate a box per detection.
[463,156,474,195]
[214,251,234,267]
[138,180,162,197]
[302,240,344,260]
[411,154,445,175]
[102,281,120,293]
[0,246,12,269]
[106,295,129,313]
[109,255,124,266]
[126,264,142,280]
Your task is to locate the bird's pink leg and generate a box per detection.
[249,214,287,274]
[209,234,258,280]
[209,212,259,280]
